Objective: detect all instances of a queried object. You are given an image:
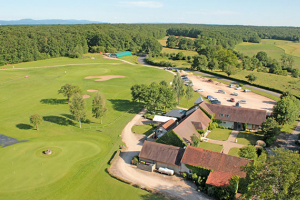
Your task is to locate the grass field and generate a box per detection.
[235,39,300,69]
[161,47,198,57]
[132,125,155,136]
[228,147,240,157]
[197,142,223,152]
[119,55,139,64]
[0,56,172,199]
[207,128,232,141]
[236,131,264,145]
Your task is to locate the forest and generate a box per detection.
[1,23,300,66]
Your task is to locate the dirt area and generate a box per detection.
[87,89,98,92]
[187,74,276,113]
[84,75,125,81]
[82,94,90,99]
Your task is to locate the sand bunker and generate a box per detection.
[82,94,90,99]
[87,89,98,92]
[84,75,125,81]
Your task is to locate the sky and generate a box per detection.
[1,0,300,26]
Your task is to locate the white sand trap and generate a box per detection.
[84,75,125,81]
[87,89,98,92]
[82,94,90,99]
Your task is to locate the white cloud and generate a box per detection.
[119,1,163,8]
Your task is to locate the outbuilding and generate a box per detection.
[110,51,132,58]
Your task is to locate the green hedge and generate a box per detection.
[186,164,212,178]
[156,130,187,148]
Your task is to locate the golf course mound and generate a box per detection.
[0,141,101,192]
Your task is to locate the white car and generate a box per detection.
[231,92,239,96]
[244,89,251,93]
[236,87,242,90]
[229,84,235,88]
[238,100,247,104]
[195,89,204,92]
[185,82,194,86]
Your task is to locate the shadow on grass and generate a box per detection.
[61,114,74,120]
[16,123,33,130]
[108,99,143,114]
[43,116,75,126]
[40,98,68,105]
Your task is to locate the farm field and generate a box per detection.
[235,39,300,69]
[0,56,172,200]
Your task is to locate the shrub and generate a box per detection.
[182,172,188,179]
[192,173,198,181]
[218,125,228,129]
[244,123,248,130]
[131,156,139,165]
[209,122,219,130]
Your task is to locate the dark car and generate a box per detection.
[211,100,221,105]
[230,98,235,102]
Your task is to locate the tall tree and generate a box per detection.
[30,114,43,131]
[207,59,219,71]
[261,117,281,146]
[191,55,208,71]
[159,84,176,112]
[58,84,82,104]
[166,35,178,48]
[256,51,268,65]
[238,145,257,160]
[172,73,184,105]
[243,148,300,200]
[224,64,237,77]
[185,81,194,107]
[70,93,87,128]
[92,93,107,124]
[273,95,300,125]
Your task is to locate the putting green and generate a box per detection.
[0,141,100,192]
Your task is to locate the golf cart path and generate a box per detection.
[110,109,212,200]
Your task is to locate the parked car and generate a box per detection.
[211,100,221,105]
[236,87,242,90]
[184,79,190,83]
[230,98,235,102]
[238,100,247,104]
[244,89,251,93]
[210,98,219,101]
[195,89,204,92]
[181,75,187,77]
[182,76,189,80]
[235,102,241,107]
[229,84,235,88]
[218,90,226,94]
[185,82,194,86]
[207,95,214,100]
[231,92,239,96]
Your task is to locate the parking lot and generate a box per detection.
[185,74,276,113]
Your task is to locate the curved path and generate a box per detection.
[110,109,212,200]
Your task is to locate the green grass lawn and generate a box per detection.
[207,128,232,141]
[228,147,240,157]
[0,56,172,199]
[161,47,198,57]
[132,125,155,136]
[197,142,223,152]
[236,131,264,145]
[119,55,139,64]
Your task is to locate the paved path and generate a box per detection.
[206,131,245,154]
[110,109,212,200]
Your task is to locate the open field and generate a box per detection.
[235,39,300,69]
[132,125,155,136]
[197,142,223,152]
[0,56,173,199]
[236,131,264,145]
[161,47,198,57]
[158,37,196,47]
[207,129,232,141]
[228,147,240,157]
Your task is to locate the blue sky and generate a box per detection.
[1,0,300,26]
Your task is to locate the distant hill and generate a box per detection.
[0,19,102,25]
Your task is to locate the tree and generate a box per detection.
[70,93,87,128]
[191,133,200,147]
[159,85,176,112]
[142,38,162,56]
[224,64,237,77]
[58,84,82,104]
[191,55,208,71]
[291,68,300,78]
[238,145,257,160]
[243,148,300,200]
[30,114,43,131]
[273,95,300,125]
[245,73,257,83]
[185,81,194,107]
[166,35,178,48]
[256,51,268,64]
[281,54,294,71]
[172,73,185,105]
[92,93,107,124]
[261,117,281,146]
[207,59,219,71]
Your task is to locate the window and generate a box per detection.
[220,114,224,117]
[225,114,229,117]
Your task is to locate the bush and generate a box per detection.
[192,173,198,181]
[209,122,219,130]
[265,136,277,147]
[182,172,188,179]
[218,125,228,129]
[244,123,248,130]
[131,156,139,165]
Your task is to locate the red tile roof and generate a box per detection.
[181,146,251,180]
[206,171,235,187]
[199,101,214,116]
[162,119,176,131]
[139,141,184,166]
[173,109,211,143]
[201,102,266,125]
